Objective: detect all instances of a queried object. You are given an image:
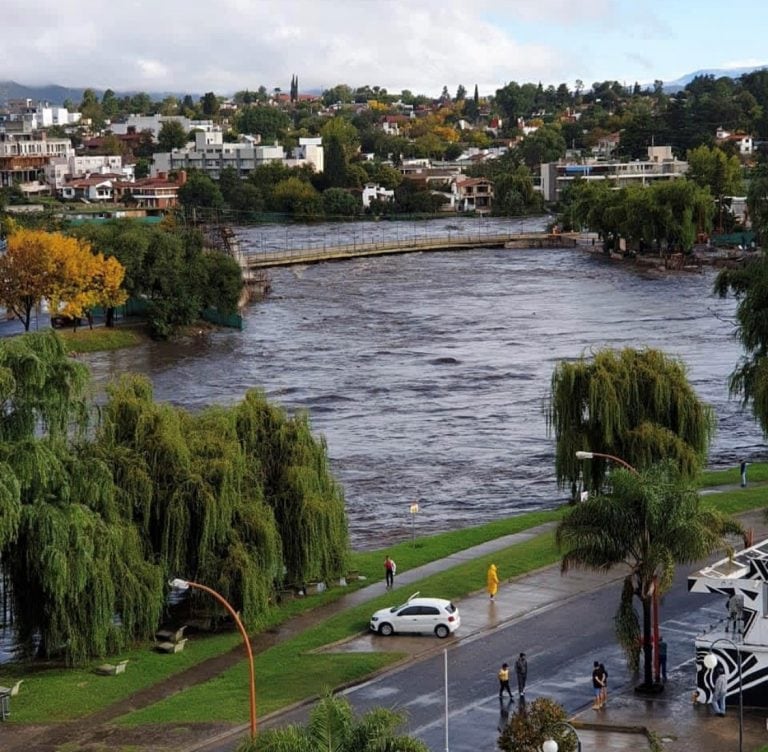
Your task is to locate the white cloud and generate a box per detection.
[1,0,766,96]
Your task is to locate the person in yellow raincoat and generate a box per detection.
[487,563,499,600]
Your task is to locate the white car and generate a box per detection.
[370,592,460,638]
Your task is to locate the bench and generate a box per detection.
[155,638,188,654]
[155,625,187,644]
[94,660,129,676]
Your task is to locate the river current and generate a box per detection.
[83,218,764,549]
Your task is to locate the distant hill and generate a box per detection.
[0,80,199,106]
[663,64,768,92]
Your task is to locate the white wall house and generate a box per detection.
[715,127,754,155]
[32,105,82,129]
[362,183,395,208]
[0,134,73,187]
[45,155,133,191]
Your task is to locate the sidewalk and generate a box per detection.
[2,502,765,752]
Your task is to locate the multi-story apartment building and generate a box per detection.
[0,133,73,187]
[540,145,688,202]
[109,114,215,141]
[151,130,323,179]
[45,155,133,191]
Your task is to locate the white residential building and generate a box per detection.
[362,183,395,208]
[540,145,689,202]
[715,127,754,156]
[0,133,73,187]
[152,131,323,179]
[45,155,133,191]
[109,114,215,141]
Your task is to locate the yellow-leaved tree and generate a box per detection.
[0,229,127,331]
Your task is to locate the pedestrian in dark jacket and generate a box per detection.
[514,653,528,697]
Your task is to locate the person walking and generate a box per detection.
[711,665,727,716]
[498,662,513,699]
[487,563,499,601]
[740,460,748,488]
[514,652,528,697]
[658,636,668,683]
[384,555,396,590]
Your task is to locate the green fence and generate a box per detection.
[711,231,755,247]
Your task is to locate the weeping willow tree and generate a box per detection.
[547,347,715,495]
[96,378,347,623]
[235,389,349,585]
[714,254,768,434]
[556,462,743,689]
[0,333,164,664]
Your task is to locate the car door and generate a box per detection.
[395,605,423,633]
[421,605,441,632]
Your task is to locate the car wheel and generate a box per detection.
[379,622,394,636]
[435,625,449,638]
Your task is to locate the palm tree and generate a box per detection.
[236,692,429,752]
[555,461,743,689]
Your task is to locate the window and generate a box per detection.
[419,606,440,615]
[398,606,421,617]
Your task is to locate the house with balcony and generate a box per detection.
[540,145,688,202]
[451,177,494,213]
[117,172,185,209]
[0,132,73,187]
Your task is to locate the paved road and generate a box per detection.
[252,565,725,752]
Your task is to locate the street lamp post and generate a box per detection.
[704,638,743,752]
[575,450,662,693]
[169,578,257,738]
[541,720,582,752]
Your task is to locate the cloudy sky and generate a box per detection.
[4,0,767,96]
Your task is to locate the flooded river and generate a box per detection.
[83,219,763,549]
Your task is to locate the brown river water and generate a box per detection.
[78,217,764,549]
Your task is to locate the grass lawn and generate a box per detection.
[58,325,143,352]
[119,532,560,725]
[3,470,765,727]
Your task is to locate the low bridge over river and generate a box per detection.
[239,231,579,270]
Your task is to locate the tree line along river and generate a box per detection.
[83,217,764,549]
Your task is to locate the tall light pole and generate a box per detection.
[704,638,743,752]
[542,720,582,752]
[169,578,257,738]
[575,450,662,692]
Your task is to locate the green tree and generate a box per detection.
[201,91,220,116]
[322,188,359,217]
[101,88,119,120]
[236,106,290,140]
[547,348,715,496]
[498,697,576,752]
[158,120,188,151]
[236,692,428,752]
[323,135,348,187]
[714,250,768,433]
[518,124,566,168]
[0,332,164,664]
[556,461,742,687]
[272,177,322,218]
[747,158,768,245]
[686,145,743,230]
[178,171,225,212]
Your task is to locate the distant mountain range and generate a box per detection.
[0,80,197,106]
[662,65,768,92]
[2,65,768,107]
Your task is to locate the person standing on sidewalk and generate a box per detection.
[711,665,727,716]
[384,555,396,590]
[498,662,513,699]
[740,460,748,488]
[487,563,499,601]
[514,652,528,698]
[598,662,608,708]
[591,661,605,709]
[658,636,668,683]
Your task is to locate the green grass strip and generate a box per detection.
[58,327,142,352]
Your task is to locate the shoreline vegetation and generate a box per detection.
[2,463,763,727]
